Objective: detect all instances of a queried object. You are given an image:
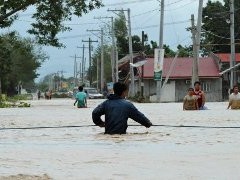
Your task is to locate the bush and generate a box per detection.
[52,93,70,98]
[0,94,31,108]
[128,94,151,103]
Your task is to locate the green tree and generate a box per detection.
[0,0,102,47]
[163,44,176,57]
[0,32,47,95]
[114,12,177,58]
[114,11,128,59]
[202,0,240,54]
[144,40,158,56]
[91,45,112,85]
[177,44,193,57]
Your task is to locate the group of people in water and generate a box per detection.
[183,81,206,110]
[183,81,240,110]
[73,81,240,134]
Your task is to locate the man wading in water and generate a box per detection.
[74,86,87,108]
[193,81,206,110]
[92,82,152,134]
[227,85,240,109]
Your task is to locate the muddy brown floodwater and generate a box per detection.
[0,99,240,180]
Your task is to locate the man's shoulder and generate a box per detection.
[124,100,135,108]
[107,98,134,107]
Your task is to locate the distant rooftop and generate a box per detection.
[215,53,240,63]
[143,57,220,79]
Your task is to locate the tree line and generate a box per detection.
[0,32,47,95]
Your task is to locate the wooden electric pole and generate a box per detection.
[82,38,98,87]
[230,0,236,89]
[77,44,86,84]
[156,0,165,102]
[191,14,198,87]
[108,9,134,95]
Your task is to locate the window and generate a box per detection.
[202,82,211,92]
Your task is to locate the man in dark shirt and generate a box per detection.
[92,82,152,134]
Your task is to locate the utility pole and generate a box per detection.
[115,49,119,82]
[0,78,2,94]
[141,31,146,98]
[70,55,81,87]
[108,9,134,96]
[230,0,236,89]
[191,14,198,87]
[127,8,134,96]
[77,44,85,84]
[100,28,104,92]
[156,0,165,103]
[193,0,204,85]
[82,38,98,87]
[95,16,117,83]
[87,28,104,92]
[74,54,77,86]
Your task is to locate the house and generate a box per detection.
[211,53,240,100]
[136,57,222,102]
[118,53,146,83]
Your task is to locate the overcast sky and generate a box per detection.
[2,0,222,81]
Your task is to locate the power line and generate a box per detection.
[165,0,198,11]
[132,20,189,30]
[166,0,186,6]
[1,124,240,131]
[58,34,92,39]
[16,18,99,26]
[202,28,240,41]
[105,0,155,7]
[132,8,159,18]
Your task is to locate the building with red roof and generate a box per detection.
[135,57,222,102]
[117,53,230,102]
[211,53,240,100]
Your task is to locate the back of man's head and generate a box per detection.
[113,82,128,96]
[78,86,83,92]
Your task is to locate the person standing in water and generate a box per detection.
[227,85,240,109]
[37,90,41,100]
[92,82,152,134]
[193,81,206,110]
[74,86,87,108]
[183,88,198,110]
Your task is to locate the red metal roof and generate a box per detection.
[215,53,240,63]
[143,57,220,79]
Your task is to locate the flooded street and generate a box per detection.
[0,99,240,179]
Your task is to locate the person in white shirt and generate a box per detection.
[227,85,240,109]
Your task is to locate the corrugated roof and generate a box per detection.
[143,57,220,79]
[215,53,240,63]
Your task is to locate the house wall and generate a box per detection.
[161,81,176,102]
[175,78,222,102]
[141,79,157,97]
[142,79,175,102]
[143,78,222,102]
[175,80,190,102]
[201,78,222,102]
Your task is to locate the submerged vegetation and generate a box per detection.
[0,94,31,108]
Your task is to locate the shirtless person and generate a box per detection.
[227,85,240,110]
[193,81,206,110]
[183,88,198,110]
